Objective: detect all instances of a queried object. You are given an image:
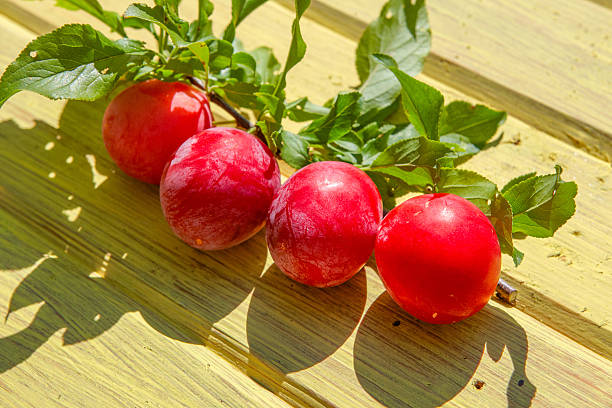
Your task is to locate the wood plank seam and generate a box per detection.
[499,272,612,360]
[273,0,612,163]
[105,276,336,408]
[585,0,612,11]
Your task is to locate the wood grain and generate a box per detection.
[0,246,290,408]
[275,0,612,161]
[1,1,612,407]
[203,0,610,357]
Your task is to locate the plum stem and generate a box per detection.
[208,92,253,130]
[496,278,517,305]
[187,76,267,145]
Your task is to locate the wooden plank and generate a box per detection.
[0,241,291,408]
[277,0,612,162]
[1,124,611,407]
[1,2,611,407]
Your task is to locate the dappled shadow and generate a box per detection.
[354,292,536,408]
[0,98,264,374]
[246,264,367,374]
[0,251,197,374]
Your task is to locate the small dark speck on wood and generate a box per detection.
[392,320,401,326]
[473,379,485,390]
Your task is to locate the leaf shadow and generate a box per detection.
[353,292,536,408]
[0,99,265,374]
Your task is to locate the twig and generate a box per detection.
[495,278,517,305]
[209,92,253,130]
[186,76,267,144]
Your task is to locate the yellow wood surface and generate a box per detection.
[290,0,612,161]
[1,1,611,407]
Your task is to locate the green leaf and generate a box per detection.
[404,0,424,39]
[224,0,269,42]
[213,82,260,110]
[438,101,506,147]
[503,166,561,216]
[130,64,156,81]
[56,0,127,36]
[436,168,497,210]
[512,248,525,267]
[511,183,577,238]
[230,51,256,82]
[164,56,205,77]
[356,0,430,115]
[503,166,577,238]
[187,41,210,65]
[190,0,215,41]
[235,0,269,24]
[285,97,329,122]
[207,39,234,70]
[439,133,480,164]
[0,24,150,107]
[361,124,414,165]
[155,0,181,12]
[489,189,515,260]
[373,54,443,139]
[250,47,281,84]
[501,172,537,194]
[366,171,398,211]
[329,131,363,153]
[278,130,310,168]
[300,91,361,143]
[255,120,279,154]
[274,0,311,95]
[255,92,283,122]
[124,3,188,47]
[368,166,433,188]
[371,136,450,167]
[436,168,514,257]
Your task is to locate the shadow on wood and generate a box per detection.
[246,264,367,374]
[0,99,266,373]
[353,292,536,408]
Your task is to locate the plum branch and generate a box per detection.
[187,76,267,145]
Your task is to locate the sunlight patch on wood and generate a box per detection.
[61,206,82,222]
[1,251,57,274]
[85,154,108,189]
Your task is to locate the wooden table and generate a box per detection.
[1,1,611,406]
